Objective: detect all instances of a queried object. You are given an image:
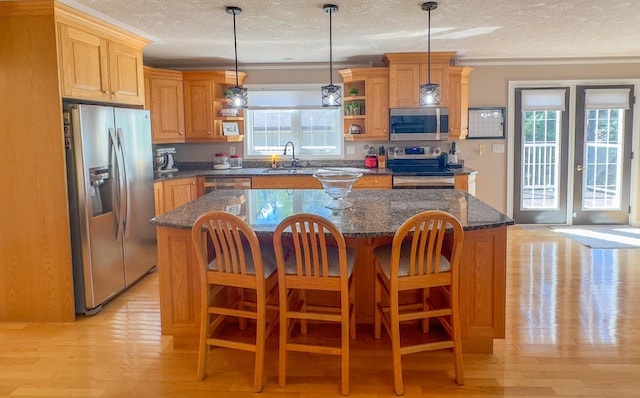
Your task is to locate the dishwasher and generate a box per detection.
[203,176,251,193]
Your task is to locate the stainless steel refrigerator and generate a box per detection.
[65,104,157,315]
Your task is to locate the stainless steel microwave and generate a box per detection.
[389,108,449,141]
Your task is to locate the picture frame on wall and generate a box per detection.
[222,122,239,136]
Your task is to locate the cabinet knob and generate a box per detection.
[208,131,212,135]
[179,131,184,135]
[104,91,111,95]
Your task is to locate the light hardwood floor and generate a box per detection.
[1,226,639,397]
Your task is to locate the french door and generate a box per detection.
[513,85,634,225]
[573,86,633,224]
[513,88,570,224]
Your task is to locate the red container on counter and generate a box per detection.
[365,154,378,168]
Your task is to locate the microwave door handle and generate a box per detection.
[435,108,441,140]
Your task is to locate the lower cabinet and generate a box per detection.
[155,177,198,215]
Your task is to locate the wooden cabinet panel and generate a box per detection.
[161,178,198,213]
[354,175,392,189]
[388,63,420,108]
[183,79,214,141]
[448,66,473,140]
[57,21,145,105]
[154,181,164,216]
[58,23,110,102]
[107,41,144,104]
[156,227,200,336]
[339,67,389,141]
[366,76,390,138]
[146,67,185,144]
[458,227,506,351]
[183,71,246,143]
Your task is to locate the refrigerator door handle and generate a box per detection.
[109,127,125,240]
[116,128,130,236]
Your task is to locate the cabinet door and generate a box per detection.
[108,41,144,105]
[162,178,197,212]
[389,64,420,108]
[353,175,392,189]
[154,181,164,216]
[184,80,215,142]
[366,76,389,138]
[58,23,110,102]
[150,78,185,143]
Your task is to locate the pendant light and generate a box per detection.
[419,1,440,107]
[321,4,341,107]
[225,6,248,108]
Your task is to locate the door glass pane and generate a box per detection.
[521,110,561,209]
[582,109,624,210]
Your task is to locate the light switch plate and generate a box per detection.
[229,146,236,156]
[492,143,505,153]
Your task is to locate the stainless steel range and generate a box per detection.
[387,146,455,189]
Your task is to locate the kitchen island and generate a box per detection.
[152,188,513,353]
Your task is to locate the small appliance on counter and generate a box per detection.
[214,152,231,169]
[448,142,458,165]
[154,147,178,173]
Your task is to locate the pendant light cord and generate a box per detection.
[329,8,333,85]
[427,6,431,84]
[232,11,239,87]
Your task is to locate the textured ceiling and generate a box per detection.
[59,0,640,68]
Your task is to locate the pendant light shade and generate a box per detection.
[225,6,248,108]
[321,4,341,107]
[419,1,440,107]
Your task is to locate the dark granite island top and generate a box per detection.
[153,189,513,354]
[151,189,512,235]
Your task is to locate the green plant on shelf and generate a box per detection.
[348,87,359,96]
[344,102,362,116]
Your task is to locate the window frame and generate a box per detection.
[242,85,344,160]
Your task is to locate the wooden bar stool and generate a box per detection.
[191,211,279,393]
[273,213,356,396]
[373,210,465,395]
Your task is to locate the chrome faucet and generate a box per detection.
[283,141,297,167]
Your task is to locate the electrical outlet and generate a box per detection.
[479,144,485,155]
[492,143,505,153]
[346,145,356,155]
[229,146,235,156]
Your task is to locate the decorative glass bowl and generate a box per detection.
[313,169,363,210]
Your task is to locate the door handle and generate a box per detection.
[576,165,583,171]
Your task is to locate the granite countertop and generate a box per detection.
[151,188,513,237]
[153,162,477,182]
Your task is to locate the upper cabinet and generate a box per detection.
[448,66,474,140]
[144,66,185,144]
[338,67,389,141]
[182,71,247,143]
[382,52,472,140]
[56,6,148,105]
